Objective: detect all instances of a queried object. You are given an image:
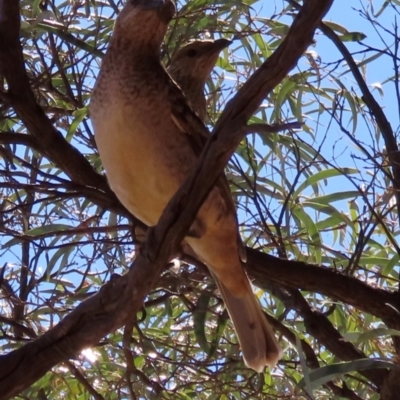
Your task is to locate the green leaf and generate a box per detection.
[343,328,400,344]
[24,224,71,237]
[193,292,212,354]
[308,191,361,205]
[208,309,229,358]
[292,204,322,263]
[67,107,88,142]
[299,359,397,391]
[339,32,367,42]
[293,168,359,200]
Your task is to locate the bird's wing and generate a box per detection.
[167,79,209,153]
[167,78,247,262]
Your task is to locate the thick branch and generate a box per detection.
[0,132,42,151]
[246,248,400,328]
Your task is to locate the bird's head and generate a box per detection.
[168,39,231,81]
[114,0,176,52]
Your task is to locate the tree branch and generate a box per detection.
[246,248,400,328]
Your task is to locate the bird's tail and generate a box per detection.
[212,272,282,372]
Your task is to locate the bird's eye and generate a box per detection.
[186,49,197,58]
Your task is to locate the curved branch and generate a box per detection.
[246,248,400,327]
[0,132,42,151]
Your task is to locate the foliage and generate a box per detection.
[1,0,400,399]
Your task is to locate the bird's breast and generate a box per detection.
[92,95,195,226]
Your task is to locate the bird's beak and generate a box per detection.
[212,38,232,52]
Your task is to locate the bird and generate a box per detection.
[90,0,282,372]
[167,39,231,121]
